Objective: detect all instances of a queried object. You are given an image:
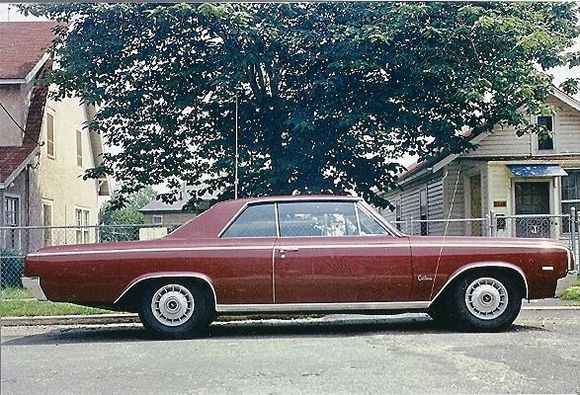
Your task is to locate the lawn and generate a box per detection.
[559,279,580,303]
[0,287,114,317]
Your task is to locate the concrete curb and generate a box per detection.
[1,313,139,327]
[2,305,580,327]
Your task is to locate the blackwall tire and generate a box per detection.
[139,281,213,339]
[451,272,522,332]
[428,299,455,327]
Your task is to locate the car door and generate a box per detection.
[218,202,277,304]
[274,201,413,304]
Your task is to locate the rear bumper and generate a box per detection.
[555,271,578,297]
[21,276,48,301]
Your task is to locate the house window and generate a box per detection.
[562,170,580,233]
[75,208,90,243]
[537,115,554,151]
[395,200,402,231]
[76,130,83,167]
[152,215,163,225]
[47,113,55,158]
[43,202,53,246]
[419,189,428,236]
[4,196,20,250]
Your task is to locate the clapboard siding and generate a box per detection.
[464,95,580,158]
[381,170,445,235]
[464,125,532,157]
[442,161,466,235]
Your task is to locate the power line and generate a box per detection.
[0,99,43,147]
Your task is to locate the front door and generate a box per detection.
[273,201,413,303]
[514,182,551,238]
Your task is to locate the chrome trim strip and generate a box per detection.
[358,201,402,237]
[354,203,362,236]
[431,262,530,301]
[21,276,48,301]
[541,266,554,271]
[274,203,281,238]
[216,301,430,313]
[113,273,218,305]
[28,242,569,257]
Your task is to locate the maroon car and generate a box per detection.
[23,195,577,338]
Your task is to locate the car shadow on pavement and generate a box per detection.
[2,314,545,346]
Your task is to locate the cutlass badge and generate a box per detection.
[417,274,433,282]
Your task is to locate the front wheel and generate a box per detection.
[139,281,213,339]
[450,272,522,332]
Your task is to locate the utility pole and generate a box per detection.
[234,94,239,199]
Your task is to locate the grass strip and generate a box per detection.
[1,299,113,317]
[559,279,580,302]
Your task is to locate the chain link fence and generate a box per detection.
[0,223,183,289]
[393,210,579,257]
[2,212,579,290]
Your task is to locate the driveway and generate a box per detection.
[1,310,579,394]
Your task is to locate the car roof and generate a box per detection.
[233,195,362,205]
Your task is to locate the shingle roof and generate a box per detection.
[0,60,51,183]
[0,21,57,81]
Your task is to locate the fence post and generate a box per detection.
[408,216,414,235]
[570,207,576,256]
[489,210,497,237]
[576,210,580,265]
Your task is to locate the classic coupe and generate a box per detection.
[23,196,577,338]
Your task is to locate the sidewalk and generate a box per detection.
[2,299,578,327]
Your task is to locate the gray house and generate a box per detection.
[380,87,580,240]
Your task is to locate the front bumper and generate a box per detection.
[21,276,48,301]
[555,271,579,297]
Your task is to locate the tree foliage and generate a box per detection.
[99,186,156,241]
[22,3,580,207]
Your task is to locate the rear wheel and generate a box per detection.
[450,272,522,332]
[139,281,213,339]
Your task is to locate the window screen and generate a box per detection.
[222,203,277,238]
[278,201,358,237]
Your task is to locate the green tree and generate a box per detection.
[23,3,579,207]
[99,186,157,241]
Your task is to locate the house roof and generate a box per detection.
[0,60,51,184]
[394,87,580,186]
[0,21,58,83]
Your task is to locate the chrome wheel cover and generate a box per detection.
[151,284,195,326]
[464,277,508,320]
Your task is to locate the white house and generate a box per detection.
[381,87,580,240]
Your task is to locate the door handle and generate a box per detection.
[278,247,299,258]
[278,247,300,254]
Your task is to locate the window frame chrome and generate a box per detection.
[217,197,402,239]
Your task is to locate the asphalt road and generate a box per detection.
[1,310,579,394]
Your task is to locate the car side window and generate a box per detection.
[222,203,277,238]
[357,207,389,235]
[278,201,359,237]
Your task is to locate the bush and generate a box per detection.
[1,249,25,288]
